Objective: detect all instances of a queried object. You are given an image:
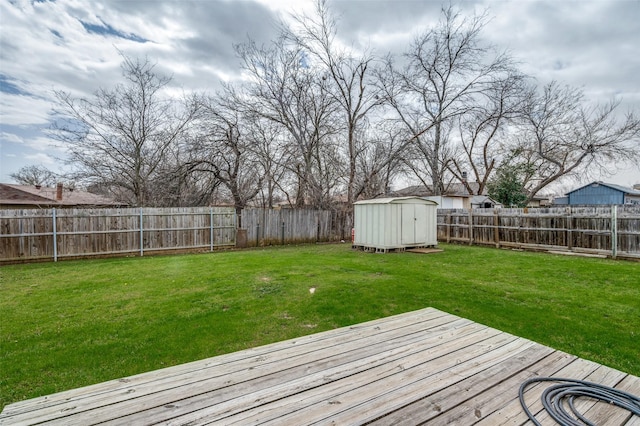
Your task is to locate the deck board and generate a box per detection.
[2,308,447,418]
[1,307,638,426]
[582,374,640,426]
[375,348,570,425]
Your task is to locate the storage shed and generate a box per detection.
[353,197,438,252]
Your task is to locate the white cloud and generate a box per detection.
[1,132,24,145]
[1,0,638,187]
[24,152,57,165]
[0,93,52,126]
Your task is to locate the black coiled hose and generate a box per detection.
[519,377,640,426]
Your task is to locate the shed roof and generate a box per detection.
[354,196,438,205]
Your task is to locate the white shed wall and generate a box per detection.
[353,197,437,250]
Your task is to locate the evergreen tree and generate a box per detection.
[488,165,528,207]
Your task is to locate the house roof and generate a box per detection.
[394,182,487,197]
[0,183,122,207]
[396,182,551,203]
[566,181,640,196]
[470,195,503,207]
[354,196,438,205]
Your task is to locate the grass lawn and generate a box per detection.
[1,243,638,410]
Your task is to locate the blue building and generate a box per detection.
[565,182,640,205]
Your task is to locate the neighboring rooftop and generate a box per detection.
[566,181,640,196]
[0,183,122,208]
[395,182,484,197]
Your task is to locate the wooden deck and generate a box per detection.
[1,307,638,425]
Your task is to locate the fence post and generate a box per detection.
[52,208,58,262]
[493,209,500,248]
[468,210,473,245]
[516,212,521,247]
[611,205,617,259]
[279,209,283,245]
[446,213,451,243]
[234,211,241,247]
[210,208,214,252]
[256,223,260,247]
[566,207,573,251]
[139,207,144,257]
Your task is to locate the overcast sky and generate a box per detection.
[1,0,639,192]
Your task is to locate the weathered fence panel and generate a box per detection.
[240,208,352,247]
[0,207,236,262]
[437,206,640,259]
[1,207,353,263]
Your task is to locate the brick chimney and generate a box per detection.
[56,182,63,201]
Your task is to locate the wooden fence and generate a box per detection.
[241,208,353,247]
[4,205,638,263]
[0,207,353,263]
[0,207,237,263]
[437,206,640,259]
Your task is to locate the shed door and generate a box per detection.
[401,204,427,245]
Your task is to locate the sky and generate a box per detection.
[1,0,639,194]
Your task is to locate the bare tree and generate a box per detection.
[9,165,58,187]
[149,137,221,207]
[381,6,513,195]
[513,81,640,200]
[448,72,530,195]
[183,93,265,214]
[234,35,341,209]
[287,0,384,205]
[50,54,200,206]
[245,113,291,208]
[354,122,408,199]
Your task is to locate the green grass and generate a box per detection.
[1,243,638,410]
